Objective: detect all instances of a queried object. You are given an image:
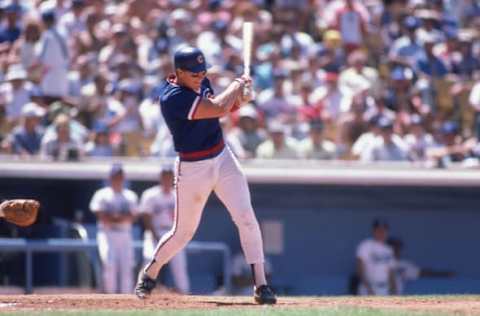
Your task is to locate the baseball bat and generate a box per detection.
[242,22,253,97]
[243,22,253,76]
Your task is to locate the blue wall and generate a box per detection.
[0,178,479,295]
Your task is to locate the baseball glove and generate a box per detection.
[0,199,40,227]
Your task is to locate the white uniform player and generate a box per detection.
[140,169,190,294]
[135,46,276,304]
[90,163,138,294]
[356,219,397,296]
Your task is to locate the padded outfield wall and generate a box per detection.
[0,159,479,295]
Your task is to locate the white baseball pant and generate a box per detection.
[145,147,265,278]
[97,228,134,293]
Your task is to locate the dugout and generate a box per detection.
[0,159,479,295]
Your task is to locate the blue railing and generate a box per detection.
[0,238,231,294]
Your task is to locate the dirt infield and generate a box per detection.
[0,294,480,314]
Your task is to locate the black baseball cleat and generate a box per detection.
[135,273,156,299]
[254,285,277,305]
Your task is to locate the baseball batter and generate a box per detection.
[140,168,190,294]
[135,46,276,304]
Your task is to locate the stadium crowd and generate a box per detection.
[0,0,479,167]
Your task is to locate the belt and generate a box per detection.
[179,140,225,161]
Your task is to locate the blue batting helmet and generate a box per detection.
[173,46,208,73]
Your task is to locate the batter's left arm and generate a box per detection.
[192,76,250,119]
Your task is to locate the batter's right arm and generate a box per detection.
[192,76,249,119]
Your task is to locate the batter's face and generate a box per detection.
[176,69,207,91]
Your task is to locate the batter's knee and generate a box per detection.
[170,226,196,248]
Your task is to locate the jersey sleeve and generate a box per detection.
[161,87,201,121]
[89,189,106,213]
[139,189,154,214]
[356,240,369,261]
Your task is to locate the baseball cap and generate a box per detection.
[440,121,459,135]
[5,65,27,81]
[109,163,124,178]
[372,218,389,229]
[174,46,209,73]
[377,116,394,130]
[403,16,420,30]
[21,102,46,118]
[238,104,258,120]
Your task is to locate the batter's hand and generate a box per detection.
[0,199,40,227]
[236,74,254,104]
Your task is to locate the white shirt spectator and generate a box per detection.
[369,135,409,161]
[0,81,33,121]
[39,26,69,97]
[297,138,337,160]
[356,238,395,295]
[469,81,480,112]
[256,137,299,159]
[311,85,352,121]
[404,132,437,161]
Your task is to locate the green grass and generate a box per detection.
[0,308,455,316]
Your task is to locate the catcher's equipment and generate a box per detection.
[0,199,40,227]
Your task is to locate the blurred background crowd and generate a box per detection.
[0,0,480,167]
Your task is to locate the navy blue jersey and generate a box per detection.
[154,77,223,155]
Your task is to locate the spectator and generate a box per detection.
[59,0,87,36]
[40,113,84,161]
[415,34,449,78]
[227,105,267,158]
[9,18,43,72]
[339,50,380,97]
[298,120,337,160]
[38,3,70,104]
[140,168,190,294]
[337,93,370,157]
[0,65,33,128]
[85,123,115,157]
[367,117,409,162]
[110,79,145,156]
[404,115,437,162]
[389,16,423,67]
[356,219,397,296]
[427,121,468,167]
[324,0,370,53]
[1,102,45,156]
[256,121,299,159]
[89,163,138,294]
[256,70,298,122]
[387,237,454,295]
[470,80,480,139]
[310,72,352,123]
[0,2,22,44]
